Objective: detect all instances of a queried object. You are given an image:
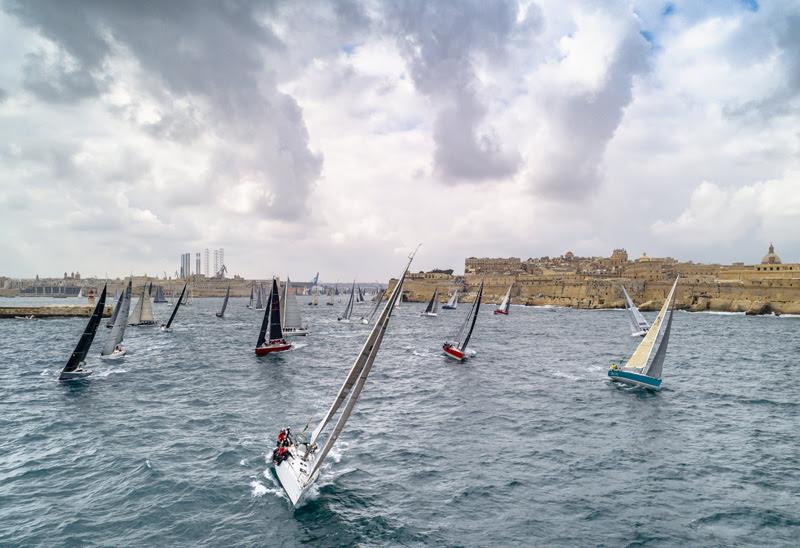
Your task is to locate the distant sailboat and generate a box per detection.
[153,285,168,303]
[421,288,439,317]
[216,285,230,318]
[360,289,384,324]
[255,283,265,311]
[106,286,125,329]
[494,284,512,315]
[338,281,356,322]
[608,277,679,391]
[101,279,131,360]
[271,247,417,506]
[255,278,292,355]
[309,284,319,306]
[128,282,156,326]
[443,280,484,362]
[59,284,107,381]
[247,284,255,309]
[621,285,650,337]
[442,289,459,310]
[281,278,309,336]
[326,289,335,306]
[161,283,187,331]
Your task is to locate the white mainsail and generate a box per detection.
[140,283,155,323]
[102,279,131,355]
[621,285,650,336]
[445,290,459,309]
[621,277,679,377]
[281,278,304,329]
[496,285,512,313]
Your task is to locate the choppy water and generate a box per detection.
[1,296,799,546]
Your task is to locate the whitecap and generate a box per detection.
[250,480,268,497]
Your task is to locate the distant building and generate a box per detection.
[213,248,225,277]
[180,253,191,278]
[204,248,210,277]
[195,253,201,277]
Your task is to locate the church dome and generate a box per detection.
[761,243,782,265]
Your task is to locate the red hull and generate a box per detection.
[493,309,508,315]
[442,344,465,361]
[255,340,293,356]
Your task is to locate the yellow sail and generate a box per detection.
[624,278,679,370]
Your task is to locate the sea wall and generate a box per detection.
[0,305,114,318]
[387,276,800,315]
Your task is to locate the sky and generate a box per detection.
[1,0,799,281]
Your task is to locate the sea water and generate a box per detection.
[1,297,798,546]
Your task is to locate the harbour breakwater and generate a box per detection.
[0,305,113,318]
[388,276,800,315]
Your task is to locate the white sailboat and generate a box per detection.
[100,279,131,360]
[421,288,439,317]
[128,282,156,326]
[621,285,650,337]
[271,247,418,506]
[247,284,255,309]
[494,284,512,315]
[608,277,679,391]
[337,281,356,322]
[443,280,483,361]
[442,289,459,310]
[281,278,309,336]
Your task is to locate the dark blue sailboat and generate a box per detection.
[59,284,107,381]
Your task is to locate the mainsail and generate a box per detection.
[307,248,417,462]
[164,283,187,329]
[622,277,679,377]
[268,279,284,341]
[154,285,167,303]
[450,281,484,352]
[281,278,303,329]
[101,279,131,355]
[248,284,255,308]
[339,281,356,320]
[128,282,155,325]
[255,284,264,310]
[107,287,124,328]
[217,285,230,317]
[621,285,650,335]
[444,290,459,309]
[496,285,512,314]
[62,285,107,375]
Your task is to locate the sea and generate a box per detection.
[1,295,798,547]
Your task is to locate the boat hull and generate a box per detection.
[284,327,309,337]
[255,341,293,356]
[443,344,465,361]
[421,312,437,317]
[337,318,350,323]
[273,445,318,506]
[59,369,92,381]
[493,310,508,315]
[608,369,662,390]
[215,313,224,318]
[99,349,126,361]
[441,305,456,310]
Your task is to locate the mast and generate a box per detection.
[102,279,131,355]
[165,283,187,328]
[457,281,484,351]
[308,246,418,455]
[62,285,107,375]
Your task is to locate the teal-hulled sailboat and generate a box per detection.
[608,277,679,391]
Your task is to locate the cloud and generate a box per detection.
[384,0,525,182]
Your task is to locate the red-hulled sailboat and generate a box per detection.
[255,278,293,356]
[443,280,483,362]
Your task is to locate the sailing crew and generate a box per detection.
[277,429,287,446]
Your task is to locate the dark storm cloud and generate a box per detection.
[384,0,526,182]
[533,26,650,200]
[3,0,322,219]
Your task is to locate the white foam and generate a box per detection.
[239,458,247,466]
[250,480,268,497]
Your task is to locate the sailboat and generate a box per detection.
[255,283,265,310]
[216,284,230,318]
[161,283,187,332]
[128,282,157,326]
[442,289,459,310]
[101,279,131,360]
[421,288,439,317]
[59,284,107,381]
[621,285,650,337]
[443,280,484,361]
[494,284,512,315]
[608,277,679,391]
[106,286,124,328]
[326,289,335,306]
[309,284,319,306]
[271,248,417,506]
[247,284,255,309]
[281,278,309,336]
[255,279,293,355]
[337,281,356,322]
[360,289,384,324]
[153,285,168,303]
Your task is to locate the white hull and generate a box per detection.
[631,330,647,337]
[99,349,126,360]
[284,327,309,337]
[160,325,172,332]
[274,444,318,506]
[421,312,437,317]
[360,318,369,324]
[338,318,351,323]
[59,368,92,380]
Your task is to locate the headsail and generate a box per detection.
[62,285,107,374]
[623,277,679,377]
[102,279,131,355]
[107,287,124,328]
[308,247,417,458]
[256,289,272,348]
[445,290,459,309]
[218,285,230,317]
[458,281,483,351]
[424,289,439,314]
[140,283,155,323]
